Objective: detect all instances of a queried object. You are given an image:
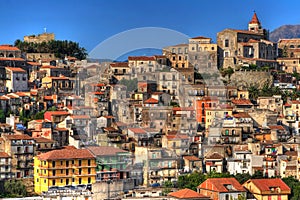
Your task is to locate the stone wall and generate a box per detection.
[229,70,273,89]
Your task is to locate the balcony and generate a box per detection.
[0,161,10,166]
[163,174,176,178]
[150,174,161,179]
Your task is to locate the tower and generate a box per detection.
[248,12,263,33]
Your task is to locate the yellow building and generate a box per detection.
[205,104,233,129]
[34,147,97,194]
[243,179,290,200]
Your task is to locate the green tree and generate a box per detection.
[33,110,46,120]
[235,173,251,184]
[177,172,206,191]
[248,85,260,100]
[0,109,5,123]
[251,170,264,179]
[282,176,300,200]
[119,78,138,94]
[4,180,27,197]
[162,181,174,196]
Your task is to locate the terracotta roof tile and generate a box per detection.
[110,62,129,68]
[0,152,10,158]
[70,115,90,119]
[0,45,20,51]
[233,112,251,118]
[0,57,24,61]
[45,111,69,116]
[27,61,41,66]
[232,99,253,105]
[128,128,147,134]
[205,152,223,160]
[191,36,210,40]
[128,56,156,61]
[4,134,33,140]
[87,146,128,156]
[37,148,95,160]
[249,12,260,24]
[268,125,285,131]
[34,137,55,143]
[144,97,159,104]
[5,67,26,73]
[198,178,246,192]
[183,155,200,161]
[246,179,290,193]
[169,188,208,199]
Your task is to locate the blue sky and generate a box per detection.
[1,0,300,55]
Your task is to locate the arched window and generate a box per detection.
[290,45,295,48]
[225,129,229,135]
[8,53,13,57]
[0,53,4,57]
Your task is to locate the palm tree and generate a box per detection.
[248,85,259,100]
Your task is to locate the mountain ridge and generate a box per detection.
[269,24,300,42]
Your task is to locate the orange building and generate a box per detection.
[243,179,290,200]
[196,96,218,124]
[198,178,246,200]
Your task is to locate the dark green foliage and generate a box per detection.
[162,181,174,195]
[282,176,300,200]
[0,110,5,123]
[14,40,87,60]
[118,78,138,93]
[33,110,46,120]
[2,180,27,197]
[235,173,252,184]
[220,67,234,78]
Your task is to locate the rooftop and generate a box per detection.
[87,146,128,156]
[37,148,95,160]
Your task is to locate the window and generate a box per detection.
[88,160,91,166]
[185,48,188,53]
[79,169,82,175]
[44,179,46,183]
[225,130,229,135]
[60,161,63,165]
[61,179,63,183]
[172,48,175,53]
[61,169,63,174]
[72,178,75,182]
[172,56,175,61]
[88,168,91,174]
[88,177,91,183]
[53,170,56,176]
[179,56,181,60]
[79,178,82,184]
[211,47,215,50]
[178,48,182,54]
[195,56,197,60]
[72,160,74,165]
[225,39,229,47]
[52,180,56,186]
[66,161,69,167]
[225,194,229,200]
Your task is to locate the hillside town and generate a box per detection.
[1,12,300,200]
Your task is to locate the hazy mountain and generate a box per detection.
[269,25,300,42]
